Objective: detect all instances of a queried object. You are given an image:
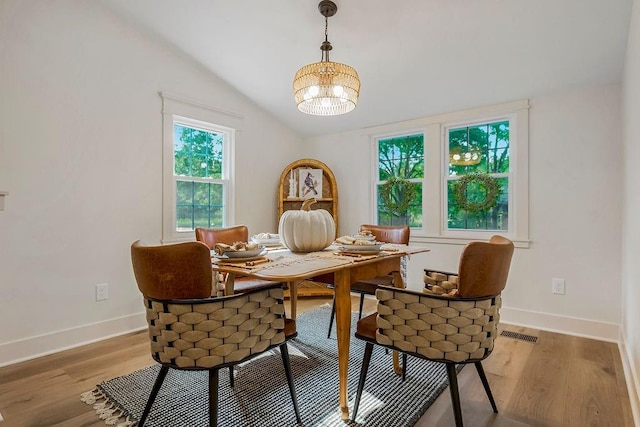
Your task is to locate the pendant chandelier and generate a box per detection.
[293,0,360,116]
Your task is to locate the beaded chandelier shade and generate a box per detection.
[293,0,360,116]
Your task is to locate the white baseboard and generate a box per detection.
[619,329,640,426]
[0,312,147,367]
[500,306,620,342]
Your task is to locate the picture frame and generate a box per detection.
[298,168,323,199]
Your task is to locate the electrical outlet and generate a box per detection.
[96,283,109,301]
[551,278,565,295]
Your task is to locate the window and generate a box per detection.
[375,133,424,227]
[161,93,241,242]
[370,100,529,247]
[446,120,510,232]
[174,121,227,231]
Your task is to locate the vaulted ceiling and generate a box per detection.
[99,0,632,137]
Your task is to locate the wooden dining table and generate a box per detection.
[212,244,429,420]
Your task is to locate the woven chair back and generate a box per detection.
[145,286,287,369]
[375,286,501,363]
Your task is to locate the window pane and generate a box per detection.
[174,124,223,179]
[176,206,193,232]
[175,180,224,231]
[378,134,424,180]
[449,121,509,175]
[447,177,508,231]
[376,134,424,227]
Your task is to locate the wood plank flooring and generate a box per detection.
[0,297,634,426]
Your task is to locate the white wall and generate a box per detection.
[305,84,623,340]
[622,0,640,419]
[0,1,303,365]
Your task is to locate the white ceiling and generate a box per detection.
[99,0,632,137]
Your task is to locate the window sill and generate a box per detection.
[411,234,531,249]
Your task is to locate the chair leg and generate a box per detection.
[209,369,219,427]
[475,362,498,413]
[280,343,302,424]
[358,293,365,319]
[402,352,408,382]
[352,342,374,421]
[139,365,169,427]
[446,363,464,427]
[327,295,336,338]
[228,366,234,388]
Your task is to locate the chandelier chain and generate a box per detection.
[321,15,331,62]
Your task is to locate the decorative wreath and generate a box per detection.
[452,172,500,213]
[379,176,418,217]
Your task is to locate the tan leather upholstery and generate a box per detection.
[355,313,378,341]
[131,240,212,300]
[195,225,282,294]
[352,224,410,291]
[360,224,410,245]
[457,235,514,297]
[195,225,249,250]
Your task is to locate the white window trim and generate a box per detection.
[367,99,530,248]
[160,92,241,243]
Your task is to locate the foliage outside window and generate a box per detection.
[376,134,423,227]
[446,121,510,231]
[174,123,226,231]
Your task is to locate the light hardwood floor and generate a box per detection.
[0,296,634,427]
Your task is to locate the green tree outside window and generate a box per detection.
[377,134,424,227]
[174,124,225,231]
[447,121,509,231]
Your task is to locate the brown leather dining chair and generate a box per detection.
[130,240,301,427]
[326,224,410,338]
[195,225,282,295]
[352,235,514,427]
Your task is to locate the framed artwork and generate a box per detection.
[298,168,323,199]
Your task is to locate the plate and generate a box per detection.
[222,246,266,258]
[338,244,383,252]
[251,234,282,246]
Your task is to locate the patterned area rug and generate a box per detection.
[82,305,455,427]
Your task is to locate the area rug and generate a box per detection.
[81,305,455,427]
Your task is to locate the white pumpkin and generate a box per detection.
[278,198,336,252]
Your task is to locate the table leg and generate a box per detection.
[334,269,351,420]
[288,281,298,319]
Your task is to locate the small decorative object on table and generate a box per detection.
[279,198,335,252]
